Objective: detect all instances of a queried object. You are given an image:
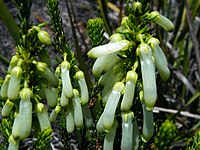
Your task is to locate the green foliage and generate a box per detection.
[86,18,105,47]
[0,0,199,149]
[32,127,52,150]
[47,0,72,57]
[186,131,200,150]
[0,115,14,147]
[154,119,177,149]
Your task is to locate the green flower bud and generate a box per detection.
[87,40,131,58]
[37,30,52,45]
[132,1,142,15]
[101,63,124,104]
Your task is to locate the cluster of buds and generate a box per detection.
[87,1,174,149]
[49,58,93,133]
[0,25,59,149]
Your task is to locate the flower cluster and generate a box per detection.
[49,58,93,133]
[0,25,55,149]
[87,1,174,149]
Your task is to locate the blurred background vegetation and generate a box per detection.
[0,0,199,149]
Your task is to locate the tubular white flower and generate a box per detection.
[103,120,118,150]
[60,90,69,107]
[18,88,32,140]
[0,74,11,98]
[109,33,123,43]
[102,82,124,132]
[75,71,89,105]
[121,70,138,111]
[133,120,139,150]
[87,40,131,58]
[72,89,83,129]
[66,105,75,133]
[151,11,174,32]
[44,86,57,108]
[36,102,51,131]
[82,105,93,129]
[92,52,120,77]
[142,103,154,142]
[61,60,73,98]
[148,37,170,81]
[137,43,157,110]
[8,66,22,101]
[121,111,134,150]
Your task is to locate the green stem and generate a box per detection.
[0,0,20,45]
[0,54,9,65]
[97,0,112,35]
[66,0,93,88]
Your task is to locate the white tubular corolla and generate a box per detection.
[142,103,154,142]
[92,52,120,77]
[72,89,83,129]
[137,43,157,110]
[60,90,69,107]
[75,71,89,105]
[150,11,174,32]
[44,86,57,108]
[61,60,73,99]
[102,82,124,132]
[0,74,11,98]
[18,88,32,140]
[36,102,51,131]
[87,40,131,58]
[66,105,75,133]
[121,111,134,150]
[121,70,138,111]
[8,66,22,101]
[82,105,93,129]
[103,120,118,150]
[148,37,170,81]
